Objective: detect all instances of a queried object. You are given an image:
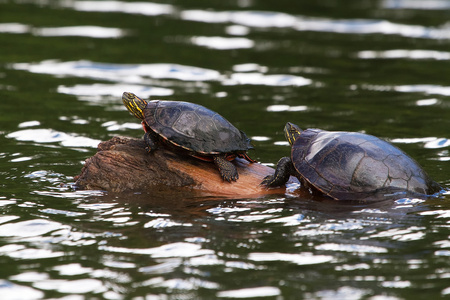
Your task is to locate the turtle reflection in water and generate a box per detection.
[122,92,255,182]
[262,122,441,201]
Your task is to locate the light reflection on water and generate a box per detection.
[190,36,254,50]
[10,60,313,91]
[358,49,450,60]
[65,0,174,15]
[180,8,450,39]
[6,128,100,148]
[6,0,450,41]
[382,0,450,10]
[364,83,450,96]
[57,83,174,98]
[1,0,450,299]
[0,23,126,38]
[10,60,222,82]
[0,187,449,298]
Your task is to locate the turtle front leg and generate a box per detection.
[261,157,294,188]
[143,131,159,153]
[213,155,239,182]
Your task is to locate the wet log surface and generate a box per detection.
[74,136,296,197]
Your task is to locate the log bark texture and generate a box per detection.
[75,136,296,197]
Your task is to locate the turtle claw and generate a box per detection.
[260,175,276,188]
[214,156,239,183]
[260,157,294,188]
[224,172,239,183]
[220,167,239,182]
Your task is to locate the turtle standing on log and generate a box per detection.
[122,92,255,182]
[262,122,441,201]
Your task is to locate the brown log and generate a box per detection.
[74,136,298,197]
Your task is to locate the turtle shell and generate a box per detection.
[143,100,252,155]
[291,129,438,201]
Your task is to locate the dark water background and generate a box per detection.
[1,0,450,299]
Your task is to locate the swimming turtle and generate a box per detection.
[261,122,441,200]
[122,92,255,182]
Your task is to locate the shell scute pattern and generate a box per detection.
[292,129,435,199]
[145,100,251,155]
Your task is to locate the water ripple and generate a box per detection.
[32,278,106,294]
[0,200,17,208]
[358,49,450,60]
[102,121,141,132]
[39,208,86,217]
[33,25,126,38]
[0,23,30,34]
[181,9,450,40]
[18,121,40,128]
[57,83,173,98]
[0,219,66,238]
[53,263,93,276]
[191,36,254,50]
[223,73,312,86]
[65,0,174,15]
[143,277,219,290]
[383,0,450,10]
[8,248,65,260]
[0,280,44,300]
[217,286,281,298]
[368,226,426,242]
[305,286,370,300]
[139,260,181,274]
[266,104,309,112]
[248,252,334,265]
[11,60,313,88]
[100,242,214,258]
[11,60,221,82]
[144,218,193,229]
[10,2,450,41]
[363,83,450,96]
[6,128,100,148]
[0,23,126,38]
[0,216,19,224]
[317,243,389,254]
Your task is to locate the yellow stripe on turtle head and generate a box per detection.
[122,92,147,120]
[284,122,302,146]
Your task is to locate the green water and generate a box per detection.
[1,0,450,299]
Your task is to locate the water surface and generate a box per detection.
[0,0,449,299]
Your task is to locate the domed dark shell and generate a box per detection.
[144,100,252,155]
[291,129,439,200]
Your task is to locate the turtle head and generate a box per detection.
[284,122,302,145]
[122,92,147,120]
